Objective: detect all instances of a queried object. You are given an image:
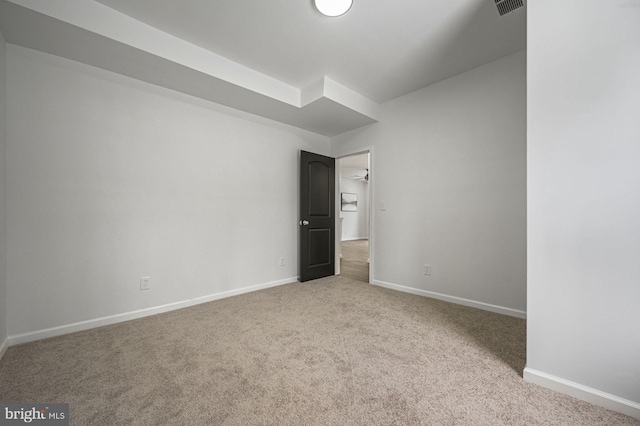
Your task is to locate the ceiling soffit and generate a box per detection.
[0,0,525,137]
[0,0,379,136]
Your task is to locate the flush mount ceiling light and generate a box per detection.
[314,0,353,17]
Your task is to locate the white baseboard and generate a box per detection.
[0,336,8,362]
[341,237,369,242]
[372,280,526,319]
[7,277,297,347]
[524,367,640,420]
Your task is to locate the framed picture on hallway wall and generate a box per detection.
[341,193,357,212]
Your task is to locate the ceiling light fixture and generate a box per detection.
[314,0,353,17]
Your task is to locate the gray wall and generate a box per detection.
[340,178,369,241]
[332,50,527,316]
[0,29,7,353]
[527,0,640,408]
[5,45,329,338]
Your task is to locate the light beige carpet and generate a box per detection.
[0,276,637,425]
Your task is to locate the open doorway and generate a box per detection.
[337,152,371,283]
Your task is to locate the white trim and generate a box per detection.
[7,277,297,346]
[0,337,8,362]
[524,367,640,420]
[372,279,527,319]
[341,237,368,242]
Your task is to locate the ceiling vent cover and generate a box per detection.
[495,0,524,16]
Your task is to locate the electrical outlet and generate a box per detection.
[140,276,151,290]
[279,257,285,266]
[424,264,431,276]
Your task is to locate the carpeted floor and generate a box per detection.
[0,276,637,425]
[340,239,369,283]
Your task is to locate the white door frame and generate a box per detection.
[334,146,374,283]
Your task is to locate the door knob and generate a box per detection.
[300,220,310,226]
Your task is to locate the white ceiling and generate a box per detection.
[340,153,369,180]
[0,0,526,136]
[95,0,526,103]
[340,153,369,171]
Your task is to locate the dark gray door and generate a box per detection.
[299,151,335,282]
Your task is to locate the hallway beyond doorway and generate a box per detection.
[340,239,369,283]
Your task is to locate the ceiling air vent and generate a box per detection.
[495,0,524,16]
